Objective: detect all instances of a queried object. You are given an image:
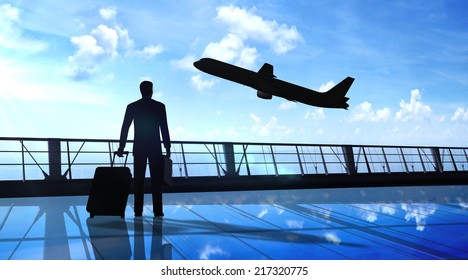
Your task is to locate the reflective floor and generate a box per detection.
[0,185,467,260]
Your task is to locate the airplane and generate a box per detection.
[193,57,354,109]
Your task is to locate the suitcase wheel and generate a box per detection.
[120,214,125,219]
[90,213,95,218]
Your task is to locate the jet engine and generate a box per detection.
[257,90,272,99]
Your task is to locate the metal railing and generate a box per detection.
[0,137,467,182]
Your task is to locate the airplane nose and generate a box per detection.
[193,59,203,70]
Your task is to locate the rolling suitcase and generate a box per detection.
[86,152,132,218]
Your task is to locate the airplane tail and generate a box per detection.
[326,77,354,109]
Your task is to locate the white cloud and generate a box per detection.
[191,74,216,91]
[381,204,396,215]
[285,220,304,229]
[116,26,134,49]
[249,113,261,124]
[279,101,297,110]
[202,33,258,68]
[99,7,117,21]
[66,25,118,79]
[198,5,301,70]
[349,101,391,122]
[457,198,468,209]
[0,3,19,21]
[451,107,468,121]
[355,204,380,222]
[318,81,335,92]
[396,89,439,122]
[325,233,341,245]
[249,113,293,137]
[225,127,240,138]
[401,203,436,231]
[199,244,228,260]
[172,55,197,71]
[257,208,268,218]
[0,4,20,44]
[216,5,302,54]
[91,25,119,58]
[203,33,244,62]
[69,35,103,60]
[0,61,108,104]
[170,126,196,140]
[0,4,47,52]
[304,108,325,120]
[65,7,163,80]
[130,44,164,59]
[237,46,259,68]
[153,91,164,100]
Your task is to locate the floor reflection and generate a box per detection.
[86,217,131,260]
[0,185,467,260]
[86,216,172,260]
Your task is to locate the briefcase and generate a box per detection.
[163,157,172,185]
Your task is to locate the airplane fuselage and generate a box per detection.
[193,58,353,109]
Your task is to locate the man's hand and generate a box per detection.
[116,147,125,157]
[165,148,171,159]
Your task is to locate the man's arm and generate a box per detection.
[160,104,171,158]
[118,105,133,156]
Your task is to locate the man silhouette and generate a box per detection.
[117,81,171,217]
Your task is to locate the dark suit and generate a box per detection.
[119,97,171,215]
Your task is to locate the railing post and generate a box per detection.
[319,146,328,175]
[448,148,458,172]
[21,140,26,182]
[213,144,221,177]
[296,145,305,176]
[382,147,391,174]
[66,141,72,179]
[362,147,372,173]
[431,147,444,173]
[180,143,188,178]
[400,148,409,173]
[243,144,251,176]
[108,141,113,165]
[223,142,238,177]
[417,148,427,173]
[464,149,468,171]
[342,145,356,175]
[47,138,65,181]
[270,145,279,176]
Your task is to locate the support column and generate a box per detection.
[47,139,64,181]
[342,145,357,174]
[223,143,238,177]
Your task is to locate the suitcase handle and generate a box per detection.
[112,151,129,167]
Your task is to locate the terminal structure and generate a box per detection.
[1,137,467,197]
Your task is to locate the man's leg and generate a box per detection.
[133,154,147,216]
[148,154,164,216]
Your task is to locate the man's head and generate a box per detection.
[140,81,153,98]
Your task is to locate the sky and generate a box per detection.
[1,0,468,147]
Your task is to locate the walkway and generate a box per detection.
[1,185,467,259]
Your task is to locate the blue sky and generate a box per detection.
[1,0,468,146]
